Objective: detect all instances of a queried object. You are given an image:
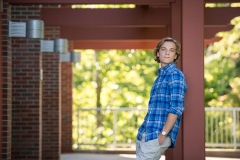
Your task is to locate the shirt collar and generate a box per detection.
[158,62,175,75]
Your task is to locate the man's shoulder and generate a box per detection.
[168,66,185,77]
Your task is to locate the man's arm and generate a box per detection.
[158,113,178,145]
[158,71,187,145]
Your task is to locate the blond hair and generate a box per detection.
[153,37,181,64]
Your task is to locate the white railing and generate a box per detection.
[73,107,240,150]
[205,107,240,150]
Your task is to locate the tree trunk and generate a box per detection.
[94,51,102,128]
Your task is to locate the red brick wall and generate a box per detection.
[42,25,61,159]
[11,4,42,160]
[1,1,12,159]
[61,62,73,153]
[42,53,61,159]
[2,3,73,159]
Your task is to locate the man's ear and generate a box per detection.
[174,54,178,59]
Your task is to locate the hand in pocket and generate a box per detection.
[158,134,166,145]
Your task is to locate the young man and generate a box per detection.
[136,37,188,160]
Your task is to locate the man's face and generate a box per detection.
[157,41,177,67]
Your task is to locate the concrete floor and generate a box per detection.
[61,153,240,160]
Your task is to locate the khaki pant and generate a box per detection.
[136,133,171,160]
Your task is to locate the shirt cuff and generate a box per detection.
[169,107,184,116]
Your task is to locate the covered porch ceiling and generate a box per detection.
[8,0,240,49]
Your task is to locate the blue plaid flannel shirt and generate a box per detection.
[137,62,187,148]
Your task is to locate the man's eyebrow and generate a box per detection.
[160,46,176,50]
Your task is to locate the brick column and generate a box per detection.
[60,40,73,153]
[42,26,61,159]
[61,62,73,153]
[1,1,12,159]
[61,14,73,153]
[11,5,42,160]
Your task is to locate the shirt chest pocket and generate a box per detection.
[150,80,170,97]
[152,81,169,95]
[159,82,169,94]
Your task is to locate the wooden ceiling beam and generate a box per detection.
[72,40,159,49]
[8,0,175,4]
[71,39,220,49]
[41,8,170,27]
[8,0,240,4]
[204,24,234,39]
[60,25,233,40]
[41,8,240,27]
[205,8,240,26]
[60,27,168,40]
[204,37,222,48]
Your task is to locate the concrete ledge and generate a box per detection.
[73,149,240,158]
[206,149,240,158]
[73,149,136,154]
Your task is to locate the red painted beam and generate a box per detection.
[60,25,231,40]
[204,25,234,39]
[60,27,167,40]
[8,0,240,4]
[72,40,159,49]
[71,39,215,49]
[205,8,240,26]
[204,37,222,48]
[41,8,170,27]
[41,7,240,27]
[8,0,175,4]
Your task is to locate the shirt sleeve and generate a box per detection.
[168,71,187,116]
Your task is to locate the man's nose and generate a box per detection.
[166,50,170,54]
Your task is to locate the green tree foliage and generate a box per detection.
[72,49,158,149]
[204,3,240,150]
[204,16,240,107]
[73,49,157,110]
[204,4,240,148]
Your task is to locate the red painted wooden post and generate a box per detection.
[182,0,205,159]
[165,0,183,159]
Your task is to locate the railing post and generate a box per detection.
[113,110,117,149]
[233,108,237,150]
[77,109,80,149]
[210,110,213,143]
